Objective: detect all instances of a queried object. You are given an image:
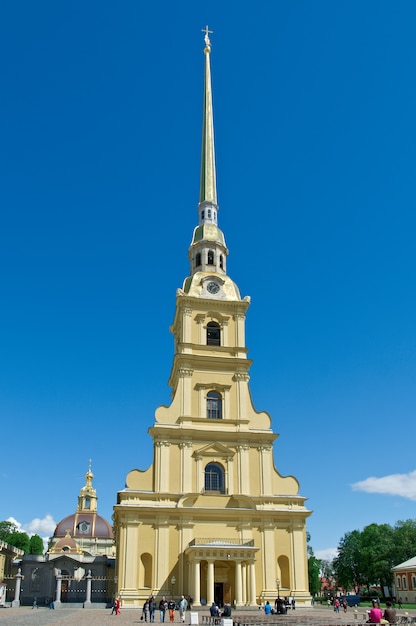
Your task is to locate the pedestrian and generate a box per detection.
[398,598,403,609]
[179,594,188,623]
[159,596,168,622]
[111,598,117,615]
[342,598,348,613]
[291,598,296,610]
[143,598,150,622]
[222,603,232,618]
[115,597,121,615]
[32,597,38,609]
[367,599,383,624]
[149,595,156,622]
[168,598,176,623]
[334,599,340,613]
[264,601,272,615]
[383,601,397,624]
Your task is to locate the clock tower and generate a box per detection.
[114,30,311,609]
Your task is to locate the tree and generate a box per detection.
[360,523,394,594]
[308,555,321,595]
[29,534,44,555]
[0,520,42,555]
[392,520,416,565]
[306,532,322,595]
[0,520,18,541]
[333,530,363,590]
[7,531,30,553]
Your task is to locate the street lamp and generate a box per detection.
[171,576,176,599]
[276,578,280,599]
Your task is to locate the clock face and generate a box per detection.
[207,281,220,294]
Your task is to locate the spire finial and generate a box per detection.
[199,25,217,207]
[202,25,213,51]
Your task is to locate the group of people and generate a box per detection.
[209,602,232,618]
[140,595,190,623]
[111,594,191,620]
[366,599,398,624]
[333,598,348,613]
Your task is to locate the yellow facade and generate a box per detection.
[114,32,311,609]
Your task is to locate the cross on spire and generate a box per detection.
[202,25,213,48]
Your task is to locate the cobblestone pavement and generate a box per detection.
[0,607,414,626]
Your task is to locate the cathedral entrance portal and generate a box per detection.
[214,582,223,608]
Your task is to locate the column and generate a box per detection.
[222,319,229,346]
[249,562,257,606]
[262,525,276,592]
[207,560,215,605]
[196,456,203,492]
[180,442,193,492]
[235,561,242,607]
[179,368,193,417]
[11,568,22,607]
[182,307,192,344]
[237,444,249,494]
[193,561,201,606]
[55,574,62,607]
[84,570,92,607]
[234,313,245,348]
[241,563,247,605]
[258,445,272,495]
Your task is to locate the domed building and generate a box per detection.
[49,464,113,557]
[10,465,115,608]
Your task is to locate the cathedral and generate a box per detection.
[114,31,311,609]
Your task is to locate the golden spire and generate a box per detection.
[199,25,217,207]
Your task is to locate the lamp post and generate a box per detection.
[171,576,176,600]
[276,578,280,599]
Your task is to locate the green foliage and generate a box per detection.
[333,529,363,590]
[29,534,44,555]
[0,520,44,555]
[308,555,321,595]
[334,519,416,595]
[0,520,18,541]
[7,531,30,553]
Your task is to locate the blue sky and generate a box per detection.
[1,0,416,561]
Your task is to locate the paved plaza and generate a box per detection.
[0,606,415,626]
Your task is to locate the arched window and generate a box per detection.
[140,553,153,588]
[403,576,407,589]
[219,254,223,269]
[205,462,225,493]
[196,253,201,267]
[207,250,214,265]
[396,576,401,588]
[277,556,290,590]
[207,391,222,419]
[207,321,220,346]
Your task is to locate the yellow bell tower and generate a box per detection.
[114,29,311,609]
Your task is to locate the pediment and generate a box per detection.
[192,442,235,459]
